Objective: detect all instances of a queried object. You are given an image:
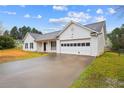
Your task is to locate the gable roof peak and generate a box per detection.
[85,21,105,26]
[28,32,42,39]
[84,21,106,32]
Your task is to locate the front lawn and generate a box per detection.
[0,48,47,64]
[71,52,124,88]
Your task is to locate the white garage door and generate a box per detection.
[60,39,91,55]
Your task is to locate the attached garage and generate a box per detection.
[60,39,91,55]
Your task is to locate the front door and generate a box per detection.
[44,42,46,51]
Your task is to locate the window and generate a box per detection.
[30,43,33,49]
[51,41,56,50]
[74,43,76,46]
[25,43,28,49]
[81,43,85,46]
[67,44,69,46]
[78,43,81,46]
[61,44,63,46]
[86,42,90,46]
[70,43,73,46]
[64,44,66,46]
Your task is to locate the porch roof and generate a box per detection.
[35,31,61,41]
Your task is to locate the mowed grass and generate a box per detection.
[0,48,48,64]
[71,52,124,88]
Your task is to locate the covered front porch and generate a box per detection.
[36,40,57,53]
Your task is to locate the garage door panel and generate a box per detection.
[60,39,91,55]
[61,47,91,55]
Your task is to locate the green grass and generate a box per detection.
[71,52,124,88]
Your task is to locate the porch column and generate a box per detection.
[48,41,51,52]
[56,39,60,53]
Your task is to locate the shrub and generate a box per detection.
[0,36,15,49]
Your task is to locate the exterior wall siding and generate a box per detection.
[91,36,98,56]
[97,27,106,56]
[23,34,37,51]
[37,42,43,52]
[59,23,91,40]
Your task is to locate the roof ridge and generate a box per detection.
[84,21,105,26]
[43,30,61,35]
[29,32,42,35]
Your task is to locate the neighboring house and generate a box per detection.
[23,21,106,56]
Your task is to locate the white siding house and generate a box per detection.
[23,21,106,56]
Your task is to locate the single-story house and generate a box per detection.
[23,21,106,56]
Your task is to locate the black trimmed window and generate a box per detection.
[81,43,85,46]
[67,44,69,46]
[74,43,76,46]
[78,43,81,46]
[25,43,28,49]
[61,44,63,46]
[70,43,73,46]
[30,43,33,49]
[64,44,66,46]
[51,41,56,50]
[86,42,90,46]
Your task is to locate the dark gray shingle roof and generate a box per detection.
[35,31,61,41]
[29,33,42,39]
[84,21,105,32]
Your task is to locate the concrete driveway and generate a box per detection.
[0,54,94,88]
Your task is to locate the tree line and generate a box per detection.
[3,26,42,40]
[108,24,124,50]
[0,25,42,49]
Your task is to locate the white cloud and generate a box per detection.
[49,17,72,23]
[87,9,91,12]
[49,11,91,24]
[49,17,83,23]
[36,15,42,19]
[108,8,116,14]
[33,15,42,19]
[0,11,16,15]
[44,27,61,31]
[24,14,42,19]
[68,11,91,20]
[53,5,68,11]
[43,27,62,34]
[96,8,103,14]
[24,14,31,18]
[95,16,106,22]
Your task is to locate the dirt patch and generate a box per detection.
[0,56,15,63]
[0,48,45,63]
[0,49,28,57]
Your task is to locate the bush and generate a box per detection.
[0,36,15,49]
